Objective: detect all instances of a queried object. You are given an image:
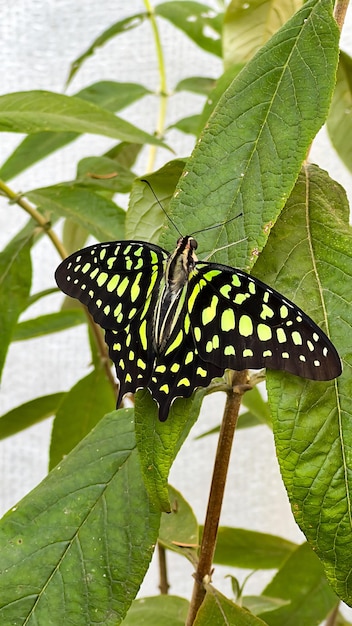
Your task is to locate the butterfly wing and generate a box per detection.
[186,261,341,381]
[55,240,169,403]
[144,290,223,420]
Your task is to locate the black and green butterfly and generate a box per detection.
[55,230,342,421]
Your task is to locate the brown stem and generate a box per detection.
[0,179,68,259]
[185,370,251,625]
[158,543,170,594]
[325,602,340,626]
[333,0,349,32]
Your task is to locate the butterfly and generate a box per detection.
[55,233,342,421]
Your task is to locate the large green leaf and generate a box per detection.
[159,485,199,562]
[0,234,32,380]
[155,1,223,57]
[195,589,269,625]
[223,0,303,67]
[0,82,150,182]
[13,309,86,341]
[27,185,125,241]
[127,159,186,242]
[0,91,165,146]
[49,368,116,469]
[253,165,352,605]
[0,409,160,625]
[162,0,339,273]
[327,51,352,173]
[122,595,189,626]
[211,527,296,569]
[258,543,337,625]
[134,387,206,512]
[75,156,135,193]
[0,393,65,440]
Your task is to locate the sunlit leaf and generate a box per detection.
[0,393,65,440]
[0,234,32,380]
[0,410,160,625]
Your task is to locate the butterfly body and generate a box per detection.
[55,237,342,421]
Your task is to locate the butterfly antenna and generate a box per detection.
[140,179,183,237]
[191,212,243,237]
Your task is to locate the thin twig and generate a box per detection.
[0,179,67,260]
[333,0,349,32]
[185,370,251,625]
[325,602,340,626]
[158,543,170,594]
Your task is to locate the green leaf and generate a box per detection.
[126,159,186,242]
[0,91,165,146]
[162,0,339,273]
[25,287,59,308]
[0,82,150,182]
[258,543,337,625]
[195,589,269,625]
[66,14,147,85]
[174,76,217,95]
[241,385,271,426]
[49,368,116,469]
[327,51,352,173]
[122,595,189,626]
[211,527,296,569]
[197,385,271,437]
[0,409,160,625]
[78,81,151,112]
[168,114,202,136]
[27,185,125,241]
[159,485,199,562]
[0,234,32,380]
[0,393,65,440]
[196,410,262,437]
[243,596,290,616]
[197,62,244,130]
[62,219,90,256]
[155,2,223,57]
[104,141,142,170]
[76,156,135,193]
[253,165,352,604]
[13,309,86,341]
[134,387,206,512]
[223,0,303,67]
[0,131,78,182]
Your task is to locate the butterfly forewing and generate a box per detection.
[188,262,341,381]
[55,241,168,329]
[55,240,168,405]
